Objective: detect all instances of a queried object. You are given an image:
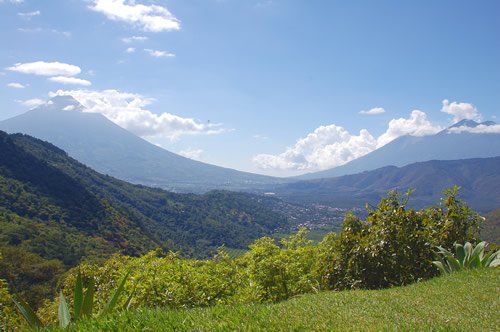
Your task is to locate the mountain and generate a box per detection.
[297,120,500,180]
[270,157,500,213]
[0,96,285,192]
[0,129,292,264]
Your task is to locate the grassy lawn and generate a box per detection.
[62,268,499,331]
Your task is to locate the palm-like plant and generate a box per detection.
[433,241,500,274]
[12,271,130,329]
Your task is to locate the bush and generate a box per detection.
[316,188,483,290]
[241,228,318,302]
[0,277,23,331]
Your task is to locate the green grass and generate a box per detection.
[61,268,499,331]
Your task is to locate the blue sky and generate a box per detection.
[1,0,499,176]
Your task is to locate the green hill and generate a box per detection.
[0,130,290,264]
[66,268,499,331]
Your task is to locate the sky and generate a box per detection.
[1,0,499,177]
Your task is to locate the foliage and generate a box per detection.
[30,188,484,326]
[12,270,130,329]
[242,228,318,302]
[481,208,500,244]
[0,131,289,266]
[315,187,483,289]
[433,241,500,274]
[64,269,500,332]
[0,263,23,331]
[0,246,64,310]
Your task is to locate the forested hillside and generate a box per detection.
[0,130,290,265]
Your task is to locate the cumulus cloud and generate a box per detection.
[179,148,203,161]
[7,82,25,88]
[441,99,480,123]
[7,61,81,76]
[144,48,175,58]
[16,98,45,108]
[121,35,148,43]
[376,110,442,147]
[359,107,385,115]
[254,110,443,172]
[254,125,378,171]
[48,76,92,86]
[49,89,226,139]
[126,47,135,53]
[90,0,180,32]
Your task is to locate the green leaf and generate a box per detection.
[484,251,500,267]
[12,294,44,329]
[469,242,486,268]
[443,252,462,272]
[432,260,450,275]
[58,292,71,329]
[102,271,130,316]
[82,276,95,318]
[488,257,500,268]
[463,242,473,265]
[74,271,83,321]
[454,243,465,265]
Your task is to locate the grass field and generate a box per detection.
[60,268,499,331]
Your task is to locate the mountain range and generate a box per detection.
[0,96,285,193]
[270,156,500,212]
[2,96,499,196]
[297,119,500,180]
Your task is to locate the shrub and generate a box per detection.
[241,228,318,302]
[316,188,483,290]
[0,278,23,331]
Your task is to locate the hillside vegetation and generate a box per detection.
[0,130,290,262]
[0,130,293,309]
[273,157,500,212]
[64,268,500,331]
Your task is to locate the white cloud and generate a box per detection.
[63,105,76,111]
[48,76,92,86]
[16,98,45,108]
[121,35,148,43]
[18,10,40,19]
[360,107,385,115]
[7,61,81,76]
[126,47,135,53]
[254,125,378,171]
[49,89,226,139]
[1,0,24,4]
[376,110,442,147]
[254,110,443,172]
[90,0,180,32]
[51,29,71,37]
[441,99,480,123]
[179,148,203,161]
[7,82,25,88]
[17,28,71,36]
[144,48,175,58]
[447,124,500,134]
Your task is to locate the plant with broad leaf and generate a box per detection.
[12,270,131,329]
[433,241,500,274]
